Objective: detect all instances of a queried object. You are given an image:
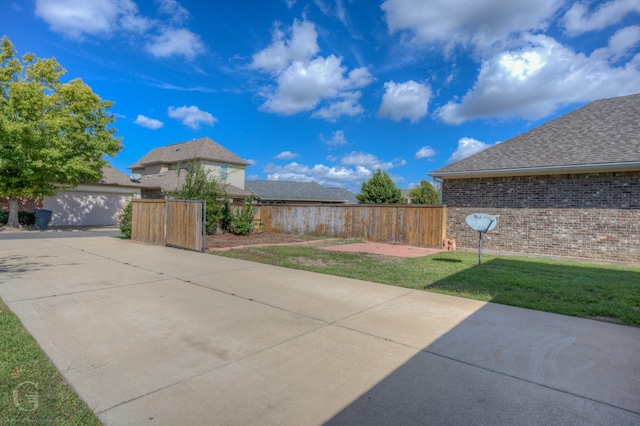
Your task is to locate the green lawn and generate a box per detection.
[0,299,101,425]
[214,244,640,326]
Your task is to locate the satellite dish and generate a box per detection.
[129,173,142,183]
[465,213,499,266]
[466,213,499,233]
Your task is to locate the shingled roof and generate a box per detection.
[245,180,356,203]
[95,166,141,187]
[129,137,250,169]
[430,93,640,178]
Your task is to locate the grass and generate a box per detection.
[0,299,101,425]
[214,244,640,326]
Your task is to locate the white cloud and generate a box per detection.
[251,19,373,119]
[603,25,640,61]
[415,146,436,159]
[378,80,432,123]
[134,114,164,130]
[264,161,372,188]
[275,151,299,160]
[322,130,348,147]
[340,151,405,171]
[147,29,205,59]
[436,33,640,124]
[447,137,492,164]
[312,92,364,121]
[167,105,217,129]
[157,0,190,25]
[251,20,319,75]
[381,0,562,51]
[562,0,640,35]
[34,0,205,60]
[284,0,297,9]
[35,0,150,40]
[262,151,404,189]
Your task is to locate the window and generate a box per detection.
[220,163,228,180]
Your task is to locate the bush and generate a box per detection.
[118,200,132,238]
[230,197,255,236]
[0,211,35,226]
[220,199,233,232]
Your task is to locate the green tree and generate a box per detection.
[0,37,122,228]
[356,169,403,204]
[408,180,440,205]
[164,163,225,234]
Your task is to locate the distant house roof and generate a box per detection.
[245,180,356,203]
[94,166,141,187]
[430,93,640,178]
[139,170,251,198]
[129,137,250,169]
[324,187,358,204]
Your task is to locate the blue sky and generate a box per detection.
[3,1,640,192]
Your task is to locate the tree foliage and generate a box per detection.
[356,169,403,204]
[408,180,440,205]
[0,36,122,227]
[164,163,225,235]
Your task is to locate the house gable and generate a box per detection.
[129,137,250,194]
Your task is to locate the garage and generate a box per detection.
[43,185,139,227]
[40,168,141,227]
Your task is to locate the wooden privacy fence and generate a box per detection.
[257,204,447,248]
[132,199,204,251]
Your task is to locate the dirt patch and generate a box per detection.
[207,232,444,259]
[207,232,324,250]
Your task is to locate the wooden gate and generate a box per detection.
[132,199,205,251]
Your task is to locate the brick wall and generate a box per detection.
[443,172,640,262]
[0,197,43,212]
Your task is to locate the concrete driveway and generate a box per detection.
[1,235,639,425]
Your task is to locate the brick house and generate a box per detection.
[128,137,252,203]
[429,94,640,262]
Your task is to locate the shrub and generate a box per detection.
[230,196,255,236]
[0,211,35,226]
[118,200,133,238]
[220,199,233,232]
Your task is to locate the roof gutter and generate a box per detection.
[428,162,640,179]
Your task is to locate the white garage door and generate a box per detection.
[43,190,131,227]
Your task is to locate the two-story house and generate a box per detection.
[128,137,252,202]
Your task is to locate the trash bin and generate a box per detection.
[33,209,52,230]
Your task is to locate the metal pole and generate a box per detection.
[478,231,482,266]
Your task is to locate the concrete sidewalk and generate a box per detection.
[1,236,639,425]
